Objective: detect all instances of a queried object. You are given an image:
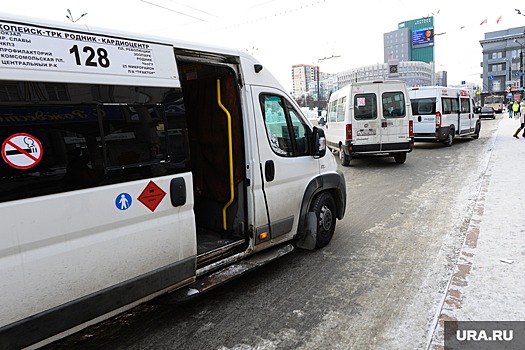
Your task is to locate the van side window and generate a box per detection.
[336,97,346,122]
[382,91,406,118]
[442,97,459,114]
[354,93,377,120]
[0,81,190,203]
[260,94,309,157]
[410,98,436,115]
[328,100,337,122]
[460,98,470,113]
[98,104,187,175]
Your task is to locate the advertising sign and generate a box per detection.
[412,28,434,46]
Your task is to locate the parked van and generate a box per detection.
[409,86,481,146]
[322,80,414,165]
[0,15,346,348]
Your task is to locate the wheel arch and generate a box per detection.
[294,172,346,249]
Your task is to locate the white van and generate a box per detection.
[409,86,481,146]
[322,80,414,165]
[0,15,346,348]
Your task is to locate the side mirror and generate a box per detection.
[312,127,327,158]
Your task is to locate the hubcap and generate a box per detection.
[319,205,333,231]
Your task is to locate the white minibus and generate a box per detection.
[322,80,414,165]
[0,15,346,348]
[409,86,481,146]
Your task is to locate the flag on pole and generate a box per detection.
[497,15,503,24]
[480,18,488,25]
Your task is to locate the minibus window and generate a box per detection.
[0,81,190,203]
[260,94,309,157]
[410,98,436,115]
[382,91,406,118]
[0,82,22,101]
[99,105,168,169]
[442,97,458,114]
[354,93,377,120]
[460,98,470,113]
[288,109,309,155]
[328,101,337,122]
[336,97,346,122]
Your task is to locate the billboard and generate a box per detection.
[412,28,434,46]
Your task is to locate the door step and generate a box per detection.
[158,244,294,303]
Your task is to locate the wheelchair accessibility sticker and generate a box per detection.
[116,193,132,210]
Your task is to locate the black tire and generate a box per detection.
[443,128,454,147]
[394,152,407,164]
[309,192,337,248]
[339,145,350,166]
[473,122,481,139]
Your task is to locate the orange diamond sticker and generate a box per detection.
[137,181,166,212]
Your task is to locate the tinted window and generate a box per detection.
[410,98,436,115]
[0,81,190,203]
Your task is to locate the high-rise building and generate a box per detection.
[397,17,435,64]
[479,26,525,101]
[384,27,411,62]
[436,71,448,87]
[383,17,438,86]
[291,64,319,102]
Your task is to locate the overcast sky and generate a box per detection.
[3,0,525,91]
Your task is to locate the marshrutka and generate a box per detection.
[0,14,346,348]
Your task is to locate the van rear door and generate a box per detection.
[351,84,382,149]
[380,88,410,146]
[410,97,437,134]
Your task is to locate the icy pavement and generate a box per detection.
[429,116,525,348]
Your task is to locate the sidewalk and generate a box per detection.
[429,116,525,348]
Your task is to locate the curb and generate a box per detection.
[426,118,501,349]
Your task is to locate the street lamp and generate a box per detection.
[433,32,447,87]
[317,55,341,111]
[513,39,524,91]
[504,58,512,88]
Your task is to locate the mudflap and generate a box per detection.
[294,212,318,250]
[157,244,295,303]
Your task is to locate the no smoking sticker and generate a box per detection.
[2,133,43,169]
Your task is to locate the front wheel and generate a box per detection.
[473,122,481,139]
[309,192,337,248]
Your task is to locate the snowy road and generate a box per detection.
[43,117,500,350]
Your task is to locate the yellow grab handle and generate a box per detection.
[217,79,235,231]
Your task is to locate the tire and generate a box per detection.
[339,145,350,166]
[394,152,407,164]
[473,122,481,139]
[309,192,337,248]
[443,128,454,147]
